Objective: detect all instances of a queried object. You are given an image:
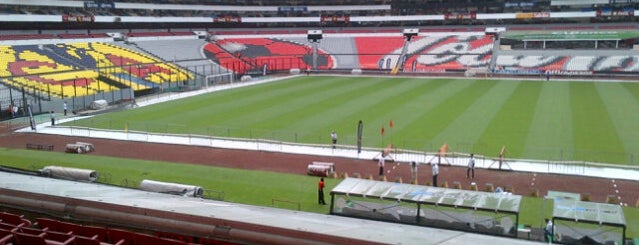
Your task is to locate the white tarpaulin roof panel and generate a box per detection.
[553,199,626,226]
[331,178,522,213]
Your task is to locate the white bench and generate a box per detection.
[307,161,335,177]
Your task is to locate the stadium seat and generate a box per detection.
[12,230,75,245]
[106,228,136,245]
[35,218,114,243]
[155,231,194,243]
[134,232,186,245]
[0,212,32,227]
[0,228,14,245]
[0,223,19,232]
[73,236,102,245]
[74,235,126,245]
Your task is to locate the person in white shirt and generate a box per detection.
[432,162,439,187]
[378,152,385,176]
[544,218,554,242]
[330,131,337,149]
[466,153,475,179]
[50,111,55,126]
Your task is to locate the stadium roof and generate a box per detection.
[553,199,626,227]
[501,30,639,41]
[331,178,522,213]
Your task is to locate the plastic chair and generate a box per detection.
[0,212,31,227]
[13,230,74,245]
[0,228,14,245]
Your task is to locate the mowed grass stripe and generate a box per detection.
[331,77,448,147]
[477,81,542,158]
[523,82,573,160]
[222,77,386,137]
[432,80,520,154]
[274,78,410,144]
[570,82,625,163]
[623,82,639,101]
[415,80,498,150]
[216,76,357,130]
[596,83,639,160]
[376,78,460,150]
[82,76,343,132]
[393,79,478,150]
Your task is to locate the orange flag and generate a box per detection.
[389,119,394,128]
[439,143,448,156]
[381,126,385,136]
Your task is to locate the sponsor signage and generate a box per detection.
[320,15,350,23]
[62,15,95,22]
[597,9,634,17]
[494,69,593,76]
[515,12,550,19]
[505,2,535,8]
[84,1,114,9]
[213,16,242,23]
[277,6,308,12]
[444,12,476,20]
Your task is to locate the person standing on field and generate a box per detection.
[331,130,337,149]
[467,153,475,179]
[378,152,385,176]
[63,101,68,116]
[50,111,55,126]
[318,178,326,205]
[544,218,554,242]
[545,70,550,81]
[432,162,439,187]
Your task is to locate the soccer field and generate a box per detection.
[70,75,639,165]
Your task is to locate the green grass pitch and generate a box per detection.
[69,75,639,165]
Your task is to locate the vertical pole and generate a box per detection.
[73,77,77,113]
[312,42,318,70]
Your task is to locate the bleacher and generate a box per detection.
[353,36,407,69]
[495,55,639,72]
[0,211,235,245]
[0,42,193,99]
[204,37,343,73]
[201,34,495,73]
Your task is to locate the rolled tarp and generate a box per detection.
[139,179,203,198]
[40,166,98,182]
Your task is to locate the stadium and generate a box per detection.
[1,0,639,244]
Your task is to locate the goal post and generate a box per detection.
[204,72,235,88]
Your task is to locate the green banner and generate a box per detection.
[502,30,639,40]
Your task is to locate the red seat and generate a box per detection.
[77,225,111,242]
[0,228,14,245]
[12,230,74,245]
[74,236,101,245]
[14,226,46,236]
[43,231,76,244]
[0,223,19,232]
[155,231,194,243]
[106,228,135,245]
[74,235,125,245]
[0,212,32,227]
[135,233,186,245]
[36,218,117,243]
[35,218,65,232]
